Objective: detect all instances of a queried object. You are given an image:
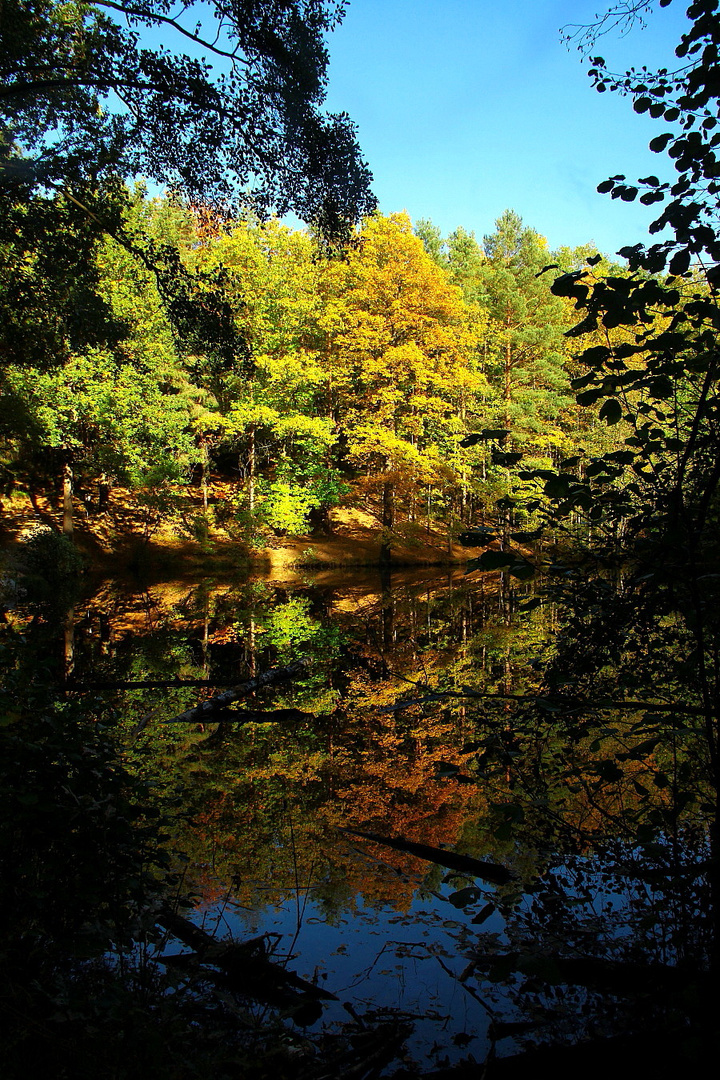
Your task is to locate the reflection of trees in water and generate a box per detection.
[448,832,715,1060]
[7,569,714,1060]
[16,571,539,919]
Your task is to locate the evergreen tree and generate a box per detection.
[479,209,572,456]
[447,226,485,305]
[413,218,448,266]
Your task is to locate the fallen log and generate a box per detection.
[340,827,514,885]
[161,659,308,726]
[157,906,337,1006]
[68,678,243,690]
[164,707,314,724]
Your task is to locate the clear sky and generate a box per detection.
[321,0,692,255]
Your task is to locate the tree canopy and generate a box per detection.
[0,0,375,230]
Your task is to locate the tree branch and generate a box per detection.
[93,0,248,64]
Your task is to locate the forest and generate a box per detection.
[3,0,720,1078]
[1,193,617,565]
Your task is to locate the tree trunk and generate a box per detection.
[62,456,74,537]
[380,567,394,675]
[379,474,395,568]
[63,606,75,683]
[202,454,209,515]
[308,504,333,536]
[248,426,255,516]
[504,315,513,425]
[98,476,110,513]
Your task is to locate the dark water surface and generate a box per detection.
[6,565,707,1071]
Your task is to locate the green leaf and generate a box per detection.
[460,429,509,446]
[648,375,674,398]
[518,597,543,612]
[543,475,571,498]
[510,528,543,542]
[668,249,691,276]
[509,561,536,581]
[458,527,497,546]
[649,133,673,152]
[599,398,623,425]
[576,387,605,407]
[594,760,625,782]
[492,451,523,467]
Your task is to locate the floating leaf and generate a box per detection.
[448,886,484,908]
[472,902,496,925]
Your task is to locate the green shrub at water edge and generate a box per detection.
[19,525,84,578]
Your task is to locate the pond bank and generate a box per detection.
[0,489,483,576]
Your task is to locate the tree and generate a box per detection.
[513,0,720,986]
[479,210,571,445]
[0,0,374,232]
[413,218,448,266]
[0,195,198,533]
[0,2,375,385]
[190,216,343,538]
[320,213,485,563]
[446,226,485,306]
[1,1,374,535]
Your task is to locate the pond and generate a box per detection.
[3,564,713,1075]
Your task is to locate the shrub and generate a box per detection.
[19,525,84,579]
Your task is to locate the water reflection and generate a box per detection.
[6,566,541,1065]
[7,565,709,1071]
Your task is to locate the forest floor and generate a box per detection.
[0,483,480,579]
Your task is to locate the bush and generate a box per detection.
[19,525,84,579]
[258,480,320,534]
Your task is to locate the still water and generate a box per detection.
[8,565,696,1070]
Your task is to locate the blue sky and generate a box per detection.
[321,0,691,255]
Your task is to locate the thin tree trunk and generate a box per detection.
[379,472,394,568]
[380,567,394,676]
[202,455,209,514]
[62,456,74,537]
[98,476,110,513]
[248,612,256,676]
[63,606,75,682]
[248,426,255,516]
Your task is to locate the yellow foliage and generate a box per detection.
[319,213,488,512]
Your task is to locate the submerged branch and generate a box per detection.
[159,660,308,726]
[164,707,314,724]
[383,689,708,716]
[340,828,514,886]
